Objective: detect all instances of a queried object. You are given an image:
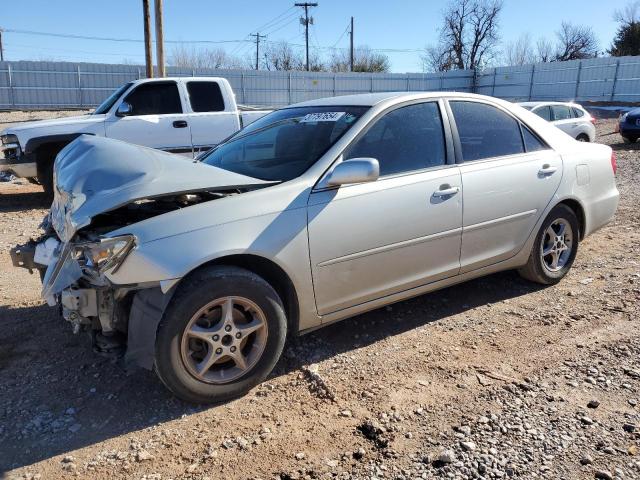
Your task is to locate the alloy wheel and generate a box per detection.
[540,218,574,272]
[180,296,268,384]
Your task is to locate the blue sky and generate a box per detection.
[2,0,631,72]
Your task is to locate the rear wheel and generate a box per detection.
[154,266,287,404]
[622,135,638,144]
[518,204,579,285]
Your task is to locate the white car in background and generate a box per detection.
[518,102,596,142]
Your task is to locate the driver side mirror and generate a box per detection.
[116,101,133,117]
[325,158,380,187]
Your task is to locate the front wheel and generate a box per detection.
[154,266,287,404]
[518,204,579,285]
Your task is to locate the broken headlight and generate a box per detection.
[75,235,135,273]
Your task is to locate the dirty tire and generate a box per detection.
[518,204,579,285]
[36,154,55,203]
[154,265,287,404]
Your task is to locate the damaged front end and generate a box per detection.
[11,135,275,365]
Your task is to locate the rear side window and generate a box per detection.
[551,105,572,121]
[187,81,225,112]
[344,102,446,176]
[572,107,585,118]
[533,106,552,121]
[521,125,548,152]
[123,82,182,115]
[450,101,524,161]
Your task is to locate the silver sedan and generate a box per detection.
[12,92,619,403]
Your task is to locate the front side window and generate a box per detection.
[450,101,524,161]
[123,81,182,115]
[187,81,225,112]
[201,106,368,181]
[344,102,446,176]
[94,82,133,114]
[533,106,552,121]
[551,105,572,121]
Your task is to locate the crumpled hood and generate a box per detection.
[51,135,272,242]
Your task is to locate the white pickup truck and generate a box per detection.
[0,77,270,196]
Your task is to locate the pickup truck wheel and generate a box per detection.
[36,152,56,202]
[518,204,579,285]
[154,266,287,404]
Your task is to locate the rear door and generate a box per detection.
[308,101,463,315]
[550,104,576,137]
[449,100,562,272]
[104,81,192,153]
[185,81,241,155]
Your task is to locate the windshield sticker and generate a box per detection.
[300,112,346,123]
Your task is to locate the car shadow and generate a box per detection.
[0,188,50,213]
[0,269,544,471]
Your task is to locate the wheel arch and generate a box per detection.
[181,254,300,334]
[556,197,586,240]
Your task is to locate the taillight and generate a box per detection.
[590,116,596,125]
[611,151,617,175]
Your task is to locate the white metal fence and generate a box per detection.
[1,56,639,110]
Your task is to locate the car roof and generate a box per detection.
[289,91,498,108]
[518,101,583,109]
[130,76,225,85]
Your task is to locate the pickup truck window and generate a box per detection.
[187,81,225,112]
[94,82,133,114]
[123,81,182,115]
[202,106,369,182]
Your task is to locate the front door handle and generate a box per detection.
[538,164,558,176]
[433,185,460,197]
[173,120,188,128]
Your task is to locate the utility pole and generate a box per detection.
[141,0,153,77]
[0,28,4,62]
[250,33,266,70]
[154,0,165,77]
[295,2,318,71]
[349,17,354,72]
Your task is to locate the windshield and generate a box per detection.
[93,82,133,114]
[201,106,369,181]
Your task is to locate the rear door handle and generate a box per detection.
[433,185,460,197]
[173,120,188,128]
[538,164,558,176]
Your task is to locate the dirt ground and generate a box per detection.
[0,119,638,480]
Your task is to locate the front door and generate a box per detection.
[448,100,562,272]
[104,81,192,154]
[308,101,463,316]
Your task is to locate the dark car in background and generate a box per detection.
[619,107,640,143]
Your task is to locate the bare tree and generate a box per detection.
[329,46,390,73]
[503,33,536,65]
[421,44,458,72]
[425,0,503,72]
[263,41,304,71]
[554,22,599,61]
[536,37,554,62]
[614,0,640,25]
[170,44,246,69]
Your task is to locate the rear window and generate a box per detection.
[551,105,572,121]
[572,107,585,118]
[187,81,226,112]
[450,101,524,161]
[533,106,552,121]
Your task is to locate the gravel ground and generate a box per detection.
[0,119,638,480]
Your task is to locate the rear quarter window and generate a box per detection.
[187,81,226,112]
